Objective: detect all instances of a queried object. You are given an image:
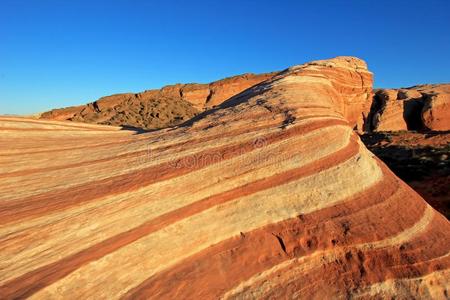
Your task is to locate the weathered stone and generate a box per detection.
[3,57,448,299]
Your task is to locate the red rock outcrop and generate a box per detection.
[368,84,450,132]
[40,72,276,129]
[1,57,449,299]
[419,84,450,131]
[39,104,87,121]
[370,89,409,131]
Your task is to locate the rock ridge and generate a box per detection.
[40,72,276,129]
[1,56,448,299]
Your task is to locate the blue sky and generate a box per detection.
[1,0,449,114]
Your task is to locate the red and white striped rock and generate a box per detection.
[0,57,448,299]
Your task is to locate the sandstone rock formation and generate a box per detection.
[419,84,450,131]
[1,57,449,299]
[40,72,276,129]
[370,89,410,131]
[369,84,450,132]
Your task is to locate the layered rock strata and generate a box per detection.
[0,57,449,299]
[40,72,276,129]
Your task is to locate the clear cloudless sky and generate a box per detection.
[1,0,449,114]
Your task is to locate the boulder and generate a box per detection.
[372,89,408,131]
[367,84,450,132]
[422,92,450,131]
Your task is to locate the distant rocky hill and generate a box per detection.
[40,72,276,129]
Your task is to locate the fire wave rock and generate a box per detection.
[0,57,449,299]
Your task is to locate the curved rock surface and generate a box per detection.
[40,72,276,129]
[1,57,449,299]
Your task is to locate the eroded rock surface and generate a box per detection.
[1,57,449,299]
[420,84,450,131]
[369,84,450,132]
[40,72,276,130]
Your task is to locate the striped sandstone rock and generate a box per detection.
[0,56,449,299]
